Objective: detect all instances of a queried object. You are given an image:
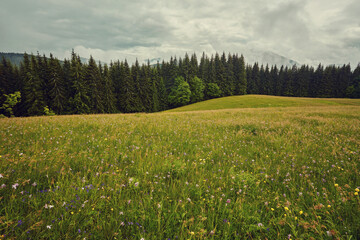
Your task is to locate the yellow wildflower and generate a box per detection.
[355,192,358,196]
[334,184,338,187]
[299,211,303,215]
[355,188,359,192]
[284,207,289,211]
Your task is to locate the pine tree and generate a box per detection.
[23,54,46,116]
[282,66,294,96]
[69,50,90,114]
[190,53,198,80]
[48,54,66,114]
[118,60,140,113]
[131,60,145,112]
[86,56,105,113]
[138,62,153,112]
[205,56,216,99]
[156,63,168,111]
[250,63,260,94]
[214,53,226,96]
[102,64,116,113]
[224,53,235,96]
[233,54,247,95]
[270,65,279,96]
[277,66,285,96]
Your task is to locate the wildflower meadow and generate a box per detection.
[0,100,359,239]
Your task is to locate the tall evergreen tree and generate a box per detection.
[249,63,260,94]
[270,65,279,96]
[224,53,235,96]
[102,64,116,113]
[233,54,247,95]
[86,56,105,113]
[118,60,140,113]
[156,63,168,111]
[190,53,198,80]
[69,50,90,114]
[23,54,46,116]
[48,54,66,114]
[214,53,226,96]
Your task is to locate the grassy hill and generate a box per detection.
[167,95,360,112]
[1,101,359,238]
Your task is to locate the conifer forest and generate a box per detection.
[0,51,359,117]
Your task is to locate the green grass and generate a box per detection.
[167,95,360,112]
[0,98,360,239]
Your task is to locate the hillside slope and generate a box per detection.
[167,95,360,112]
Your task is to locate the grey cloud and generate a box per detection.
[0,0,359,66]
[255,1,310,45]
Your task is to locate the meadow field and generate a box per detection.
[0,96,360,239]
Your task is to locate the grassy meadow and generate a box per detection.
[1,95,360,239]
[167,95,360,112]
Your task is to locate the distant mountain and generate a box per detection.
[2,50,298,69]
[0,52,89,66]
[241,49,299,67]
[142,50,298,68]
[0,52,25,66]
[143,57,161,65]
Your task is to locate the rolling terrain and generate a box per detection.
[167,95,360,112]
[0,96,359,239]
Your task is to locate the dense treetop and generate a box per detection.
[0,51,359,117]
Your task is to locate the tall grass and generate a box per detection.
[0,105,359,239]
[167,95,360,112]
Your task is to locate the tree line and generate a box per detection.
[0,51,359,117]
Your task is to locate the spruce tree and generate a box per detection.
[48,54,66,114]
[69,50,90,114]
[102,64,116,113]
[86,57,105,113]
[23,54,46,116]
[233,54,247,95]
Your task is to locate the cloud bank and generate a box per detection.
[1,0,359,66]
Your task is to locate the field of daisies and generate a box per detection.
[0,105,359,239]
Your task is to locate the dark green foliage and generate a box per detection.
[118,60,141,113]
[0,91,21,117]
[23,54,46,116]
[156,62,168,111]
[247,63,260,94]
[86,56,105,113]
[214,53,226,96]
[233,54,247,95]
[206,82,222,98]
[69,50,90,114]
[168,76,191,107]
[188,76,205,103]
[1,50,359,117]
[102,64,116,113]
[48,54,66,114]
[347,64,360,98]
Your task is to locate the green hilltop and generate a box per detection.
[167,95,360,112]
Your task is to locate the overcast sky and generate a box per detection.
[1,0,359,66]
